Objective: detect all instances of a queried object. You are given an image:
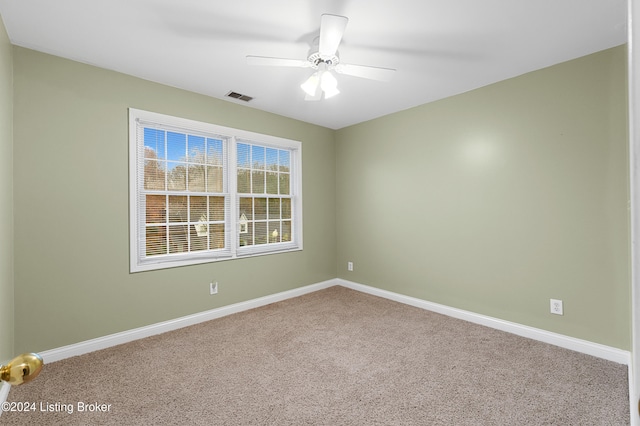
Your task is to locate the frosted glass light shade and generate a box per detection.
[301,72,320,96]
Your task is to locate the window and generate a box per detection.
[129,109,302,272]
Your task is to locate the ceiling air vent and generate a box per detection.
[226,91,253,102]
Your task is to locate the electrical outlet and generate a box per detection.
[550,299,563,315]
[210,282,218,295]
[347,262,353,271]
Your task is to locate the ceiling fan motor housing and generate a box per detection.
[308,52,340,70]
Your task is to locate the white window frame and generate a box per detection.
[129,108,303,272]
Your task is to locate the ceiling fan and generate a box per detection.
[247,14,396,101]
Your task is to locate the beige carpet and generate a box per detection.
[1,286,630,425]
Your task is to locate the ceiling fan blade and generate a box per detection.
[334,63,396,82]
[319,14,348,57]
[246,56,310,68]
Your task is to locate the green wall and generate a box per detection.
[336,46,630,350]
[0,15,13,361]
[12,47,336,354]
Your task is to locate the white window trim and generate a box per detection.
[129,108,303,273]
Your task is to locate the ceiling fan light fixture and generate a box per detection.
[320,70,339,99]
[301,62,339,100]
[321,70,338,89]
[301,72,320,97]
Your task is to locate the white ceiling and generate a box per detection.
[0,0,628,129]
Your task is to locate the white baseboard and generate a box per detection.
[0,382,10,416]
[337,278,630,365]
[39,277,629,367]
[630,362,637,426]
[40,279,338,363]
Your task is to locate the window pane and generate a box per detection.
[144,160,165,190]
[239,223,253,247]
[209,196,225,221]
[146,226,166,256]
[190,196,207,222]
[207,166,223,193]
[210,224,225,250]
[252,145,265,169]
[190,225,207,252]
[266,172,278,194]
[237,169,250,194]
[255,222,268,245]
[281,198,291,219]
[188,164,205,192]
[282,221,292,242]
[237,143,250,168]
[167,132,186,162]
[252,171,265,193]
[254,198,267,220]
[279,173,290,195]
[167,162,187,190]
[266,148,278,171]
[144,146,160,161]
[144,128,165,159]
[146,195,166,224]
[268,198,280,219]
[188,135,206,162]
[269,221,281,243]
[169,225,188,254]
[168,196,187,223]
[239,197,253,220]
[279,150,290,172]
[207,138,224,166]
